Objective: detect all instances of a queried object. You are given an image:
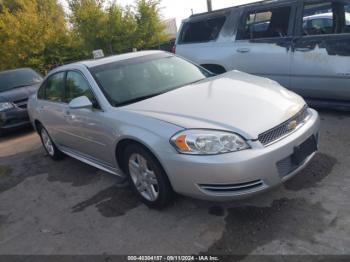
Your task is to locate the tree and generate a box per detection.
[69,0,170,55]
[135,0,169,49]
[0,0,170,73]
[106,2,137,54]
[68,0,109,54]
[0,0,76,73]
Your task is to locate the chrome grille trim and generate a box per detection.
[199,179,264,193]
[258,106,310,146]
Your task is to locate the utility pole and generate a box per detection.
[207,0,212,12]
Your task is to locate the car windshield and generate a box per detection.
[0,68,43,92]
[89,54,213,107]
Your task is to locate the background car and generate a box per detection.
[28,51,319,209]
[175,0,350,109]
[0,68,42,135]
[303,12,350,35]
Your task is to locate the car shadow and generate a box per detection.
[0,126,34,143]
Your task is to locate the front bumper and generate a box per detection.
[0,107,30,132]
[161,108,320,201]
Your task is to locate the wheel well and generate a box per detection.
[34,120,43,134]
[116,139,150,173]
[115,138,174,193]
[201,64,227,74]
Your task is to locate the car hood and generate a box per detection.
[123,71,306,139]
[0,84,39,103]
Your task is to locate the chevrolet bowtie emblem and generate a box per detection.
[287,120,298,131]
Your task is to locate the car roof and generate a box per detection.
[72,50,165,68]
[304,12,332,20]
[187,0,293,20]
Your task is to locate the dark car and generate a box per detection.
[0,68,43,135]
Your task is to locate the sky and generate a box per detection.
[59,0,259,27]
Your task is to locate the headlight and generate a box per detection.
[170,129,250,155]
[0,102,14,112]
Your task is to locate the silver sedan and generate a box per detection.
[28,51,320,209]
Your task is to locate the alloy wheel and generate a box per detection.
[41,128,55,156]
[128,153,159,201]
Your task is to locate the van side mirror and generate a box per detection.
[68,96,93,109]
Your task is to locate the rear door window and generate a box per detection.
[302,1,350,35]
[45,72,65,103]
[179,16,226,44]
[302,2,334,35]
[237,6,292,40]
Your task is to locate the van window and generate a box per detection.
[237,6,291,40]
[179,16,226,44]
[303,2,350,35]
[303,2,334,35]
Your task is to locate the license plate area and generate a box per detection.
[291,135,318,166]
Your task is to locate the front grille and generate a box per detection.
[199,179,265,194]
[258,106,309,146]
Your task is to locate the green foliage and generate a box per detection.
[135,0,169,49]
[0,0,169,74]
[69,0,108,53]
[106,3,138,54]
[68,0,168,54]
[0,0,77,73]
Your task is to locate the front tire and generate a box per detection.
[38,125,64,160]
[123,144,175,209]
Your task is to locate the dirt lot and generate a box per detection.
[0,110,350,258]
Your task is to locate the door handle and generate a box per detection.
[236,48,250,53]
[295,47,312,52]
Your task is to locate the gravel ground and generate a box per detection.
[0,110,349,258]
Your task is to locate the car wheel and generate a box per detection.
[123,144,175,209]
[38,125,64,160]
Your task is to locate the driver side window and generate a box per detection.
[66,71,95,103]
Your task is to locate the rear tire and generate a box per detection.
[38,125,64,160]
[122,143,175,209]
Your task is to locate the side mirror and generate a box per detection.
[68,96,93,109]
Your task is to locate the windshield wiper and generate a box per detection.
[115,92,164,107]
